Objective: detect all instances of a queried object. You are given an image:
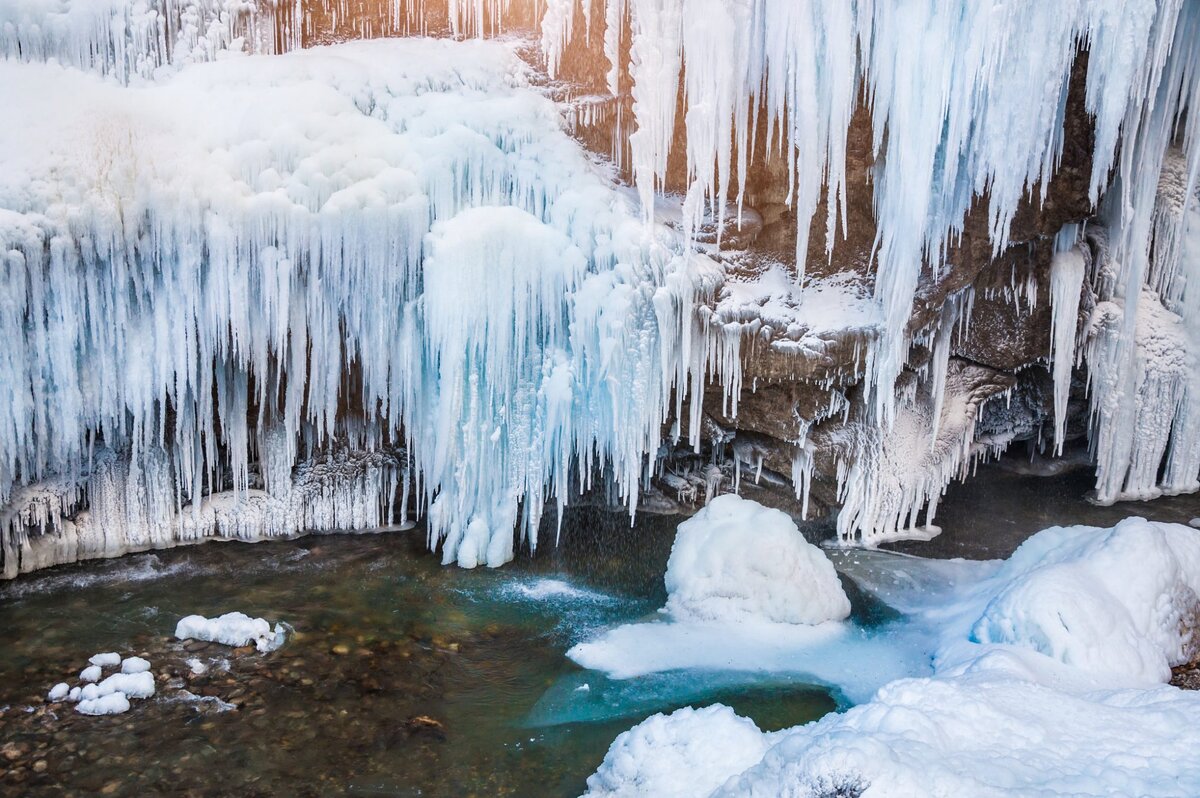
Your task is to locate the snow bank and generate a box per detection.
[584,705,770,798]
[586,518,1200,796]
[970,518,1200,684]
[664,495,849,625]
[175,612,287,653]
[718,670,1200,798]
[76,692,131,716]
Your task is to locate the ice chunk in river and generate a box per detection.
[76,693,131,716]
[96,671,155,699]
[175,612,287,652]
[120,656,151,674]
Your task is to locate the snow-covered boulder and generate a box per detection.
[971,517,1200,684]
[47,682,69,701]
[120,656,151,674]
[76,693,131,716]
[96,671,155,699]
[664,495,850,625]
[88,652,120,667]
[79,665,102,683]
[175,612,287,653]
[585,705,770,798]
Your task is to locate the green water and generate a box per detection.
[0,510,837,797]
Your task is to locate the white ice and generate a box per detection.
[585,705,770,798]
[88,652,120,668]
[46,682,68,701]
[79,665,102,683]
[175,612,286,652]
[663,495,849,625]
[75,692,130,716]
[120,656,151,674]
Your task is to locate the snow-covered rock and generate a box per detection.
[88,652,120,667]
[95,671,155,700]
[47,682,69,701]
[175,612,286,653]
[585,705,770,798]
[664,495,850,625]
[76,692,131,716]
[970,518,1200,684]
[587,517,1200,796]
[79,665,102,683]
[120,656,151,674]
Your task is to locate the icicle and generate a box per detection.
[1049,245,1086,456]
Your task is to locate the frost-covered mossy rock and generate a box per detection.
[664,495,850,625]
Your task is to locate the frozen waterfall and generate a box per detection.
[2,0,1200,570]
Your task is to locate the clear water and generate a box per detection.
[0,509,836,796]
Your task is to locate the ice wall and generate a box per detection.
[3,0,1200,561]
[0,39,724,575]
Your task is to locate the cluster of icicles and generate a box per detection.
[1,0,1198,573]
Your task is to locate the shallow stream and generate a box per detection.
[4,460,1200,796]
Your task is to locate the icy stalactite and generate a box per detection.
[832,360,1015,547]
[1049,245,1087,456]
[0,0,281,82]
[0,39,729,574]
[546,0,1190,426]
[1080,4,1200,505]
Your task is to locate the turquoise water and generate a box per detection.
[0,510,837,796]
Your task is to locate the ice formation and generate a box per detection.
[663,495,849,625]
[79,665,102,683]
[1,0,1199,563]
[121,656,151,674]
[586,517,1200,796]
[76,692,131,715]
[47,682,69,701]
[88,652,121,667]
[175,611,287,652]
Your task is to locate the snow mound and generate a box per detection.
[95,671,155,699]
[717,670,1200,798]
[664,496,849,625]
[584,705,769,798]
[79,665,101,683]
[970,518,1200,684]
[88,652,120,667]
[76,692,130,716]
[175,612,287,653]
[586,517,1200,796]
[47,682,68,701]
[120,656,151,674]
